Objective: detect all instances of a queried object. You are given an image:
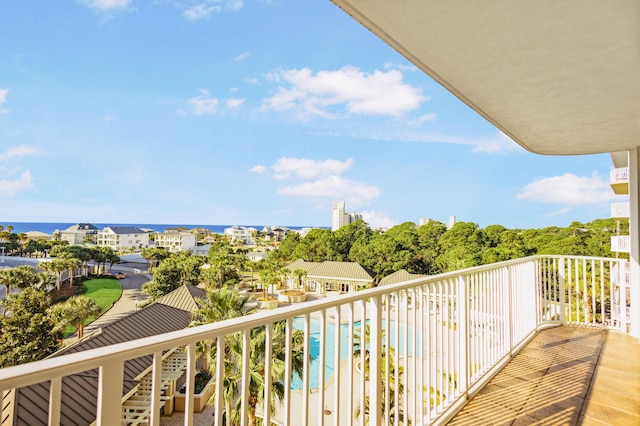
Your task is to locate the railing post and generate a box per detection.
[214,337,224,426]
[558,257,566,324]
[48,377,61,426]
[184,342,196,426]
[369,294,382,426]
[505,264,513,352]
[150,351,162,426]
[457,275,469,398]
[96,361,124,426]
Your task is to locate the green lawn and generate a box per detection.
[63,278,122,337]
[84,278,123,313]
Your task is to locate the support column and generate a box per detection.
[627,148,640,337]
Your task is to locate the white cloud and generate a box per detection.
[361,210,396,229]
[226,0,243,11]
[0,170,33,197]
[82,0,132,10]
[0,145,41,161]
[226,98,245,108]
[472,132,521,153]
[188,90,218,115]
[259,156,380,206]
[384,62,418,72]
[271,157,353,180]
[0,88,9,114]
[517,172,616,205]
[182,1,243,20]
[277,174,380,205]
[235,52,249,62]
[262,66,427,119]
[184,4,219,20]
[406,113,437,126]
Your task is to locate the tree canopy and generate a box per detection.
[269,218,627,278]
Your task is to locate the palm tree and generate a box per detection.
[35,271,57,292]
[191,286,253,325]
[214,323,306,426]
[353,324,408,425]
[193,288,306,425]
[292,268,307,292]
[65,257,82,287]
[65,296,101,339]
[0,265,38,304]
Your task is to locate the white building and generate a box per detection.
[154,231,197,253]
[58,223,99,245]
[223,225,255,245]
[97,226,149,252]
[331,201,363,231]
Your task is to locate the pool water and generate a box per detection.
[290,317,415,390]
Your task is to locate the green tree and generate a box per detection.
[353,324,407,425]
[292,228,337,262]
[142,251,204,300]
[209,322,306,426]
[270,232,301,262]
[0,288,62,367]
[57,295,102,339]
[141,247,170,269]
[334,219,372,261]
[0,265,39,301]
[436,222,487,272]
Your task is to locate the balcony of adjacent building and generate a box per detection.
[0,255,638,426]
[610,168,630,195]
[610,201,630,220]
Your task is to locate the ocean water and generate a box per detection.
[0,222,318,235]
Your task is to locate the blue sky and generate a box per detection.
[0,0,618,230]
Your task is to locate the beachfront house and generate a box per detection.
[1,3,639,426]
[58,223,99,245]
[223,225,255,245]
[97,226,149,252]
[154,230,197,253]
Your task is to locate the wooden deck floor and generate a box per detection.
[448,326,640,425]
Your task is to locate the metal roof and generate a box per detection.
[102,226,146,234]
[286,259,376,281]
[378,269,428,287]
[331,0,640,155]
[9,287,205,426]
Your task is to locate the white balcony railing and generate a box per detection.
[610,201,630,219]
[611,235,631,253]
[0,255,631,426]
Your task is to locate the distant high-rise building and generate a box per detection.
[332,201,362,231]
[448,215,457,229]
[419,218,433,226]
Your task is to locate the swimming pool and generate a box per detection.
[290,317,416,390]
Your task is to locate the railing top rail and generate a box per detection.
[0,254,625,390]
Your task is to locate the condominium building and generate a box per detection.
[331,200,362,231]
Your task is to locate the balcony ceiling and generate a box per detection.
[330,0,640,156]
